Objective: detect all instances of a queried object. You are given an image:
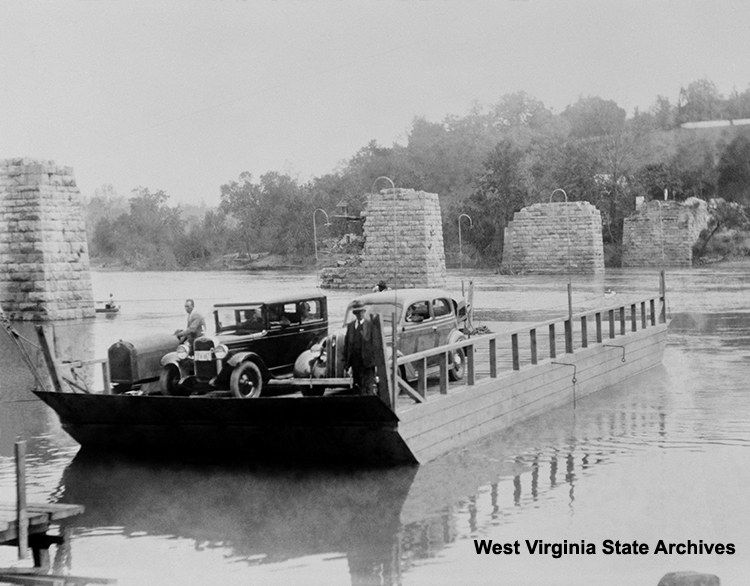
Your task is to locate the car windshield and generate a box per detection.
[215,304,264,333]
[344,302,402,329]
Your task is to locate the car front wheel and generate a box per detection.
[230,361,264,398]
[448,347,465,381]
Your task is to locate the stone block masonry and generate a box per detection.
[500,202,605,274]
[321,188,448,290]
[622,198,709,268]
[0,158,95,320]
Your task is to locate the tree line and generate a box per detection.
[85,78,750,270]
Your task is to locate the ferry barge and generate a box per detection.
[30,277,669,466]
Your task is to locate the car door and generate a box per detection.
[265,302,301,372]
[431,297,455,347]
[295,298,326,354]
[400,299,432,356]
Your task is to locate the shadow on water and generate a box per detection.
[58,453,418,583]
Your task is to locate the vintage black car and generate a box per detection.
[159,293,328,398]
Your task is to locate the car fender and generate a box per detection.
[387,346,416,381]
[447,329,467,346]
[227,351,269,377]
[293,346,327,379]
[159,351,192,380]
[447,329,467,355]
[160,351,180,368]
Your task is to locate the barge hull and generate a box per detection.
[33,392,417,465]
[400,323,668,463]
[34,323,668,466]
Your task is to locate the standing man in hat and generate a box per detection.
[343,300,380,395]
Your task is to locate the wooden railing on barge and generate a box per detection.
[393,275,667,409]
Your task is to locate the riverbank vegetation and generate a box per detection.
[84,78,750,270]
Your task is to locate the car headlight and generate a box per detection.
[176,344,190,360]
[214,344,229,360]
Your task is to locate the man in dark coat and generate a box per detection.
[343,300,381,395]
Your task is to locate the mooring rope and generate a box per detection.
[0,309,50,391]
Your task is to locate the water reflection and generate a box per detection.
[40,369,681,585]
[59,455,417,585]
[671,311,750,353]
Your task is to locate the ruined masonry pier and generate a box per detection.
[0,158,95,320]
[622,198,709,267]
[501,201,605,274]
[322,188,448,289]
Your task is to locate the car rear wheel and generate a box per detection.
[230,361,263,398]
[448,347,465,381]
[159,365,181,396]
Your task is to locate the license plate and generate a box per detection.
[194,351,213,361]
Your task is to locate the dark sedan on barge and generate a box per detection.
[159,293,328,398]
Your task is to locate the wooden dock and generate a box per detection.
[0,502,83,567]
[0,442,114,586]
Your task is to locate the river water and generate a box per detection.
[0,266,749,586]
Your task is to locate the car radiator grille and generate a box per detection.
[193,339,217,379]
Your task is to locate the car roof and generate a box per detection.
[348,288,459,308]
[214,292,325,308]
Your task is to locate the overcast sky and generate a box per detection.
[2,1,749,207]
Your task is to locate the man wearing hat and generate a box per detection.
[344,300,379,395]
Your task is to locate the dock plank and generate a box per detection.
[0,571,116,586]
[0,512,50,527]
[0,502,85,553]
[0,504,84,522]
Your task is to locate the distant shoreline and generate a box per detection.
[89,254,316,272]
[89,255,750,272]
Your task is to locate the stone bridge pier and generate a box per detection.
[320,188,448,290]
[0,158,95,320]
[622,197,709,267]
[501,201,605,274]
